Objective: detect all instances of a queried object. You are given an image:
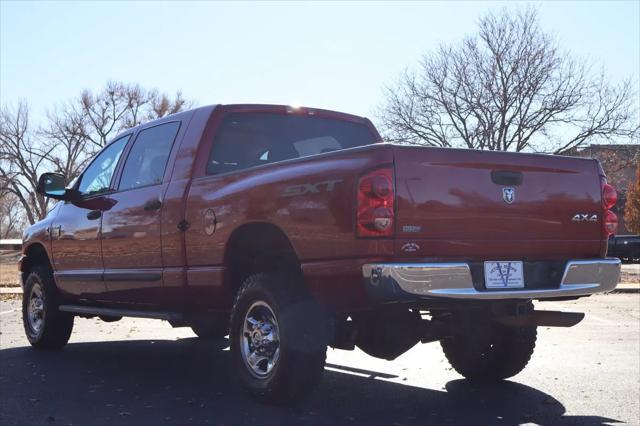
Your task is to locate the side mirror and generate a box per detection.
[37,173,69,200]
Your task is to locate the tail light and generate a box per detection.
[357,167,394,237]
[602,183,617,210]
[603,210,618,236]
[601,178,618,237]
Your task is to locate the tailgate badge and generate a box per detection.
[401,242,420,253]
[571,213,598,222]
[502,187,515,204]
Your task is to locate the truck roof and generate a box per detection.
[215,103,370,123]
[111,103,374,146]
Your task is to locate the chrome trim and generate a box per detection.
[363,263,472,296]
[240,301,280,378]
[27,282,45,335]
[363,259,621,300]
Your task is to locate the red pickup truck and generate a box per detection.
[21,104,621,403]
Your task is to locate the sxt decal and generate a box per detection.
[282,179,343,197]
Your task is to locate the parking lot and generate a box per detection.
[1,292,638,426]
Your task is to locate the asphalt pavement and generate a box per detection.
[1,293,639,426]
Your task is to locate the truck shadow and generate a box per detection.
[0,338,622,426]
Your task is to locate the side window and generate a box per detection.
[77,135,130,196]
[119,122,181,190]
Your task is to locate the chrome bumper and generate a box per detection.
[362,259,621,300]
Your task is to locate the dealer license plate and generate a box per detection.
[484,261,524,289]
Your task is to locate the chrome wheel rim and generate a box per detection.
[240,301,280,378]
[27,283,45,334]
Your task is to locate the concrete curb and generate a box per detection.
[0,292,22,300]
[611,286,640,294]
[0,287,22,300]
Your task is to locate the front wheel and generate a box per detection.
[22,265,74,349]
[230,272,328,404]
[441,304,537,382]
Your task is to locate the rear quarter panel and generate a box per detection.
[183,145,395,309]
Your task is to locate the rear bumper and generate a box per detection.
[362,258,621,301]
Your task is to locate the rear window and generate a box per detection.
[206,113,377,175]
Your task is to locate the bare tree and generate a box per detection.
[1,82,194,227]
[147,90,191,122]
[41,82,192,184]
[119,85,192,129]
[77,81,137,148]
[378,7,639,153]
[0,102,50,224]
[0,191,27,238]
[41,105,94,184]
[60,81,193,149]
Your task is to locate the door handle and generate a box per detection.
[87,210,102,220]
[143,199,162,211]
[491,170,523,186]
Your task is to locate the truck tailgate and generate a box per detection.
[393,146,603,260]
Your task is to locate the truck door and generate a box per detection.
[100,121,182,307]
[51,135,130,301]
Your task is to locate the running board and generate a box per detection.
[59,305,182,321]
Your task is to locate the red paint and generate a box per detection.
[22,104,609,314]
[393,146,604,260]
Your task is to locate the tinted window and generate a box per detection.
[206,113,377,175]
[77,136,130,196]
[119,122,180,190]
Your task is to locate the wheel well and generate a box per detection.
[224,222,300,295]
[21,243,52,276]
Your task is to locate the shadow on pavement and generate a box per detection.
[0,338,622,425]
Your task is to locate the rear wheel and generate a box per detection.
[441,303,537,381]
[230,272,328,404]
[22,265,74,349]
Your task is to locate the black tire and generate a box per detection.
[22,264,74,349]
[441,303,537,382]
[230,272,328,404]
[191,320,229,340]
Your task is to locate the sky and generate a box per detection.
[1,1,639,125]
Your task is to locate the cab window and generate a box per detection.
[77,135,130,196]
[118,122,181,190]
